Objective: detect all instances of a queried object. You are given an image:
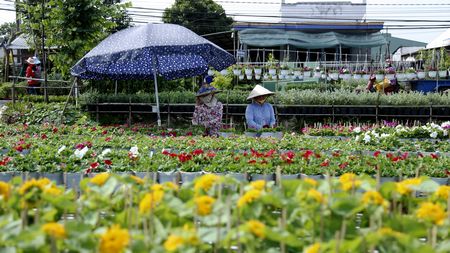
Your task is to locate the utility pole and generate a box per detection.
[41,0,48,102]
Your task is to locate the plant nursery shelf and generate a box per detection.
[87,103,450,124]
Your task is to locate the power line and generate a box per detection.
[128,6,450,23]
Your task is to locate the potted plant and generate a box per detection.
[405,68,417,80]
[293,67,302,77]
[416,69,426,79]
[218,127,236,138]
[329,69,339,80]
[427,66,437,78]
[375,69,385,80]
[280,64,290,76]
[340,68,351,80]
[233,64,243,76]
[396,70,406,81]
[259,127,283,139]
[220,69,229,75]
[254,66,262,75]
[313,67,322,78]
[244,65,253,76]
[303,66,311,78]
[207,67,215,76]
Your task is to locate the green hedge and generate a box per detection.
[79,90,450,106]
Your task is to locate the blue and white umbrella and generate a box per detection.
[71,23,235,126]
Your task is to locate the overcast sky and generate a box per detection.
[1,0,449,44]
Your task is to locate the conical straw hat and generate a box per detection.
[247,84,274,100]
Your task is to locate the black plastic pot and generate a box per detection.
[41,172,64,185]
[179,171,204,184]
[158,171,180,184]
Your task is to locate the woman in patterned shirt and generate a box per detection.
[192,84,223,136]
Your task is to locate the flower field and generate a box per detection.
[0,173,449,252]
[0,122,449,252]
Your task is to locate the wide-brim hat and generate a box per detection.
[247,84,274,100]
[195,85,221,97]
[26,57,40,65]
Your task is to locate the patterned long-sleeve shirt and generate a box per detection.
[245,102,276,130]
[192,102,223,136]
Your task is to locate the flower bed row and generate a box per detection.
[0,174,449,252]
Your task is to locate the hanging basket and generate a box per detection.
[245,68,253,76]
[233,69,241,76]
[269,68,277,75]
[428,71,437,78]
[207,69,215,76]
[220,69,228,75]
[254,68,262,75]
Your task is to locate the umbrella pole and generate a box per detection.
[152,60,162,127]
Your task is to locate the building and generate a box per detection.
[234,1,386,64]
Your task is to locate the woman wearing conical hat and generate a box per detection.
[245,85,275,130]
[192,83,223,136]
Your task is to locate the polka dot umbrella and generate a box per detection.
[71,23,235,126]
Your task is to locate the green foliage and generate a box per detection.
[0,82,27,99]
[0,22,17,40]
[211,70,233,90]
[162,0,233,35]
[1,101,87,125]
[19,0,131,77]
[79,89,450,106]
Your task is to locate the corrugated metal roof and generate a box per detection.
[7,34,30,50]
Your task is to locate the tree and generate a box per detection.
[18,0,131,77]
[162,0,233,35]
[0,22,17,41]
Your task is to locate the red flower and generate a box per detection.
[178,153,192,163]
[320,159,330,167]
[162,150,170,155]
[186,132,193,136]
[248,159,256,164]
[401,152,409,160]
[41,134,47,139]
[339,162,349,169]
[0,156,12,166]
[102,130,108,135]
[14,145,24,152]
[265,149,276,157]
[90,162,99,169]
[391,156,400,162]
[207,152,216,158]
[105,137,112,142]
[261,159,268,164]
[192,149,204,156]
[91,127,97,131]
[314,153,321,159]
[234,156,240,161]
[386,153,394,159]
[373,151,381,157]
[430,153,439,159]
[243,151,248,157]
[169,153,177,158]
[302,150,314,160]
[52,127,58,133]
[104,160,112,166]
[332,151,341,157]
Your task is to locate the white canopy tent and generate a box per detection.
[426,28,450,49]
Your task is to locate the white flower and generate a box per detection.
[130,146,139,156]
[355,135,360,142]
[99,148,111,159]
[380,133,390,138]
[74,146,89,159]
[430,131,438,139]
[57,145,66,154]
[441,121,450,129]
[353,127,361,133]
[444,130,448,136]
[363,134,371,143]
